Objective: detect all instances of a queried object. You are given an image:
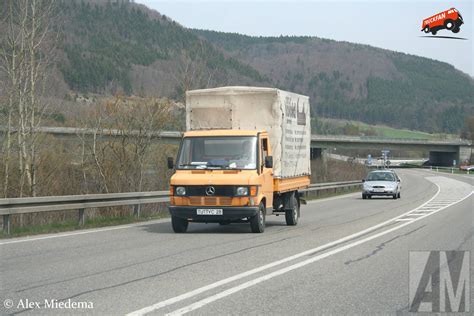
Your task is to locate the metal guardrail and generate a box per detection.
[0,181,362,235]
[0,191,169,235]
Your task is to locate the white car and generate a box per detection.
[362,170,401,199]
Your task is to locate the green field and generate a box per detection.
[318,118,457,140]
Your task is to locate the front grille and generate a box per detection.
[189,197,202,205]
[186,197,234,206]
[372,185,385,188]
[219,197,233,205]
[185,185,235,196]
[204,197,217,205]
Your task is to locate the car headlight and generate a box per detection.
[175,186,186,196]
[363,183,372,190]
[235,186,249,196]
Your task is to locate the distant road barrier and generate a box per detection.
[0,181,362,235]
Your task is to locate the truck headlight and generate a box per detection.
[235,186,249,196]
[175,186,186,196]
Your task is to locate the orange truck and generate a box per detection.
[167,86,311,233]
[421,7,463,35]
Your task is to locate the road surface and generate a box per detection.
[0,169,472,315]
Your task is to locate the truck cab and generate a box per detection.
[168,129,274,233]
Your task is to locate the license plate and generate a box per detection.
[373,188,385,192]
[196,209,223,215]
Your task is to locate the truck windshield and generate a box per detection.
[176,136,258,170]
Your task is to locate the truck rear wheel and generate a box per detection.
[171,216,188,233]
[250,202,265,233]
[285,193,299,226]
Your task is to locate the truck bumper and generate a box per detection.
[169,206,258,222]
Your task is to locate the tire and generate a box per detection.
[367,195,372,199]
[445,20,454,30]
[285,193,299,226]
[431,30,437,35]
[362,194,367,200]
[250,202,265,233]
[423,26,430,33]
[392,194,397,199]
[171,216,188,233]
[397,192,401,199]
[452,27,460,33]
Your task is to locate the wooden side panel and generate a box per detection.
[273,176,310,193]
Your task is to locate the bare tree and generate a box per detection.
[172,41,215,101]
[79,96,175,193]
[0,0,57,197]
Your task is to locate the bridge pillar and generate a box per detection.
[459,146,472,164]
[310,147,325,160]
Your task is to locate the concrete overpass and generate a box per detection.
[310,135,472,166]
[0,127,471,166]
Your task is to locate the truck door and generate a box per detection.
[260,137,273,213]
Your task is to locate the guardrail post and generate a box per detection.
[133,204,141,219]
[3,215,11,235]
[451,168,454,174]
[436,167,439,172]
[79,208,85,226]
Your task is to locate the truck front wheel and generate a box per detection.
[250,202,265,233]
[285,193,299,226]
[444,20,454,30]
[172,216,188,233]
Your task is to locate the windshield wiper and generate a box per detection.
[205,164,230,169]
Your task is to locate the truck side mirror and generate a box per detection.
[362,179,365,182]
[265,156,273,168]
[167,157,174,169]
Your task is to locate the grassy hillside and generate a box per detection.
[193,30,474,133]
[314,118,457,140]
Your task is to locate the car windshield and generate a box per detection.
[176,136,257,170]
[366,172,396,181]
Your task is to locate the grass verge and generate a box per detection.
[1,213,169,239]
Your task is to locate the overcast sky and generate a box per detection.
[136,0,473,77]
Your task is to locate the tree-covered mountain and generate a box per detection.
[193,30,474,133]
[53,1,473,133]
[57,1,268,98]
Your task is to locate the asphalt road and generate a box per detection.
[0,169,472,315]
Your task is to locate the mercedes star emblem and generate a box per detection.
[205,186,216,196]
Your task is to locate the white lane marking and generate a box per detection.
[167,189,473,315]
[0,218,170,245]
[126,180,443,316]
[394,218,414,222]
